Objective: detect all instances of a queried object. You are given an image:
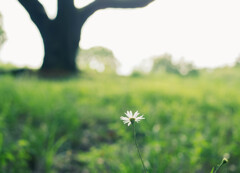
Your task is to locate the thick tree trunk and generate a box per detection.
[41,42,78,73]
[40,22,80,73]
[40,6,82,74]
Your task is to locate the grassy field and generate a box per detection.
[0,68,240,173]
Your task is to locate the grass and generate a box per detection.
[0,68,239,172]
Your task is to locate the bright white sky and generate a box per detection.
[0,0,240,74]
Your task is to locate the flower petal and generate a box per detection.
[120,116,129,121]
[133,111,139,118]
[135,115,145,122]
[125,111,131,118]
[129,111,133,117]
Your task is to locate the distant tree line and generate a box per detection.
[77,49,240,76]
[132,54,199,77]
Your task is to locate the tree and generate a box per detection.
[18,0,154,74]
[151,54,179,74]
[134,54,199,76]
[235,56,240,67]
[0,13,6,50]
[77,46,120,73]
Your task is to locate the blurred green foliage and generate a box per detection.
[0,67,239,172]
[77,47,120,74]
[235,56,240,67]
[133,54,199,77]
[151,54,179,74]
[0,62,19,71]
[0,13,6,50]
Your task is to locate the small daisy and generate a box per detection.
[120,110,145,126]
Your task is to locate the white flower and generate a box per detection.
[120,110,145,126]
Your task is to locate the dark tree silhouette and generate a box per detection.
[18,0,154,74]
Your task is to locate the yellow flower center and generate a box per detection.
[130,118,135,124]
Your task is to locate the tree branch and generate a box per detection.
[18,0,49,30]
[81,0,154,19]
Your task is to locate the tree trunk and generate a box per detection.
[40,12,82,74]
[41,36,79,73]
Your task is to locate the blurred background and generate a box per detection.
[0,0,240,172]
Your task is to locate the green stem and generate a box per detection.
[214,161,224,173]
[213,159,228,173]
[132,123,147,173]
